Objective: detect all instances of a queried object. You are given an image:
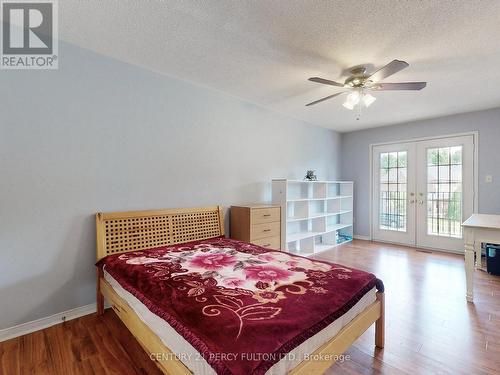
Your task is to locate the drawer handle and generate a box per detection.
[263,243,271,247]
[262,214,271,217]
[112,304,121,313]
[263,229,271,232]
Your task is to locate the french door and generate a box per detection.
[372,135,474,253]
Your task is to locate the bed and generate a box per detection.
[95,206,384,374]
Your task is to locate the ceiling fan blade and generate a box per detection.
[373,82,427,91]
[305,92,344,106]
[308,77,345,87]
[368,60,409,82]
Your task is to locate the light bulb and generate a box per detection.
[363,93,376,107]
[343,101,355,110]
[343,91,361,110]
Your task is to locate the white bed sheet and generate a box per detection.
[104,269,376,375]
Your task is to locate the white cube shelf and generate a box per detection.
[272,179,353,256]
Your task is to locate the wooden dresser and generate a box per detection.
[230,205,281,250]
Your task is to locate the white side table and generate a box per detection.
[463,214,500,301]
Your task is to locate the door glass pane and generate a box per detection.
[379,151,407,231]
[427,146,462,238]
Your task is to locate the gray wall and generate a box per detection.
[0,42,341,330]
[341,109,500,237]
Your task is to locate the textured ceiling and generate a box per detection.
[60,1,500,132]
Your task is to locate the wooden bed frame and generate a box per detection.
[96,205,384,374]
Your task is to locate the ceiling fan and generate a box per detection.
[306,60,426,112]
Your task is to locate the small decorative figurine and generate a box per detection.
[304,170,317,181]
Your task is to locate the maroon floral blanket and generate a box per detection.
[97,236,383,375]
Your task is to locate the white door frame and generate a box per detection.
[368,131,479,252]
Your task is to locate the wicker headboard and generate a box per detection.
[95,206,224,261]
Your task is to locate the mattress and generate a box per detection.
[97,236,382,374]
[104,269,376,374]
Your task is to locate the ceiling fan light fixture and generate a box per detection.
[305,60,426,113]
[363,93,376,107]
[343,91,361,110]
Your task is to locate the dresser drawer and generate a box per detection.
[251,222,280,240]
[252,236,281,250]
[251,207,280,225]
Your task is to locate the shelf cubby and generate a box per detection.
[312,182,327,199]
[340,196,353,212]
[309,199,327,217]
[286,200,309,221]
[287,181,310,200]
[327,182,340,198]
[326,199,341,214]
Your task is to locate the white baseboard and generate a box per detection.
[353,234,371,241]
[0,303,96,342]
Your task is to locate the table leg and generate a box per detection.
[475,241,482,269]
[464,228,474,302]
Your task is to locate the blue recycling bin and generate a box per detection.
[486,244,500,276]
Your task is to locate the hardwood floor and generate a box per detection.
[318,240,500,375]
[1,240,500,374]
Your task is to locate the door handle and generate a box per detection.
[418,192,424,204]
